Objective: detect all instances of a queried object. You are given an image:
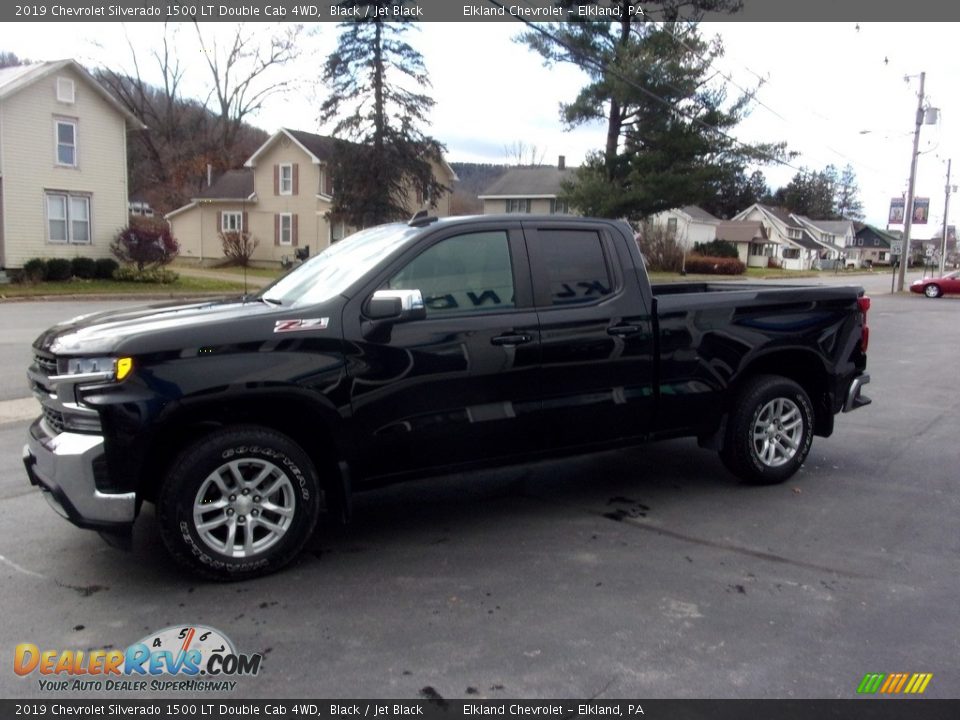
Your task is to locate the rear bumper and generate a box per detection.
[843,373,872,413]
[23,418,135,532]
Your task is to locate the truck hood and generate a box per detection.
[33,297,305,356]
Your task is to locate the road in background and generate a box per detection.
[0,301,144,401]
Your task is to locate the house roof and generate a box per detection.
[758,204,801,227]
[479,166,574,198]
[0,59,145,130]
[853,222,895,239]
[681,205,720,223]
[245,127,459,181]
[796,230,824,251]
[809,219,853,234]
[194,169,255,201]
[716,220,767,243]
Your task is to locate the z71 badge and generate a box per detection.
[274,318,329,333]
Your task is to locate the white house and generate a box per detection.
[792,216,853,267]
[732,204,823,270]
[715,220,772,268]
[647,205,721,250]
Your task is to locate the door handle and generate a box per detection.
[491,333,533,346]
[607,324,642,337]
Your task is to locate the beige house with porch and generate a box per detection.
[167,128,457,265]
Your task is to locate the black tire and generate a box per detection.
[924,284,942,298]
[158,426,321,580]
[720,375,814,485]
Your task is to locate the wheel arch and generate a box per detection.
[139,391,348,506]
[729,349,833,438]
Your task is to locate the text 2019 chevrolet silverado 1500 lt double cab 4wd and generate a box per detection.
[23,215,871,579]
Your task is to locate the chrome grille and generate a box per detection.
[42,406,66,435]
[33,354,57,376]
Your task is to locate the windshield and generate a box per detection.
[258,223,422,306]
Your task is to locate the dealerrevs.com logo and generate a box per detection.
[14,625,262,693]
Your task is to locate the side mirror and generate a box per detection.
[366,289,426,323]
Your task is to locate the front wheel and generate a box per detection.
[158,426,321,580]
[924,284,942,298]
[720,375,814,485]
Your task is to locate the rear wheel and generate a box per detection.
[158,426,321,580]
[924,284,942,298]
[720,375,814,485]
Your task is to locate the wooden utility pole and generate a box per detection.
[896,71,925,293]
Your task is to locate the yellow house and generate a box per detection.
[0,59,144,270]
[167,128,458,265]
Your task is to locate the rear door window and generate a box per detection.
[533,229,613,307]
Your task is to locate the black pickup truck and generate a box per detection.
[23,215,871,579]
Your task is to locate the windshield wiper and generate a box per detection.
[259,296,283,306]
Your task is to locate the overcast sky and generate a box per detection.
[6,21,960,234]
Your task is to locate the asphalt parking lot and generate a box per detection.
[0,284,957,701]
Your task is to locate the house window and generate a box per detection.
[666,217,678,236]
[329,219,346,244]
[788,228,801,239]
[879,252,887,261]
[221,211,243,233]
[320,167,334,197]
[505,198,530,214]
[782,248,800,259]
[55,119,77,166]
[550,198,570,215]
[857,238,863,246]
[749,243,767,257]
[279,164,293,195]
[56,77,75,104]
[279,213,293,246]
[46,192,90,244]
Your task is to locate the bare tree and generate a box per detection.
[193,22,303,157]
[95,23,304,212]
[503,140,547,167]
[95,25,204,211]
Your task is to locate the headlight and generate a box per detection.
[65,357,114,375]
[52,356,134,382]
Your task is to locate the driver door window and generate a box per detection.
[387,231,515,316]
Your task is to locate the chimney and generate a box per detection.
[558,155,566,170]
[207,163,213,187]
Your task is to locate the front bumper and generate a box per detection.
[23,418,135,531]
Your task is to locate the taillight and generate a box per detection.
[858,295,870,352]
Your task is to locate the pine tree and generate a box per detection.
[835,164,865,220]
[321,2,447,227]
[522,3,787,220]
